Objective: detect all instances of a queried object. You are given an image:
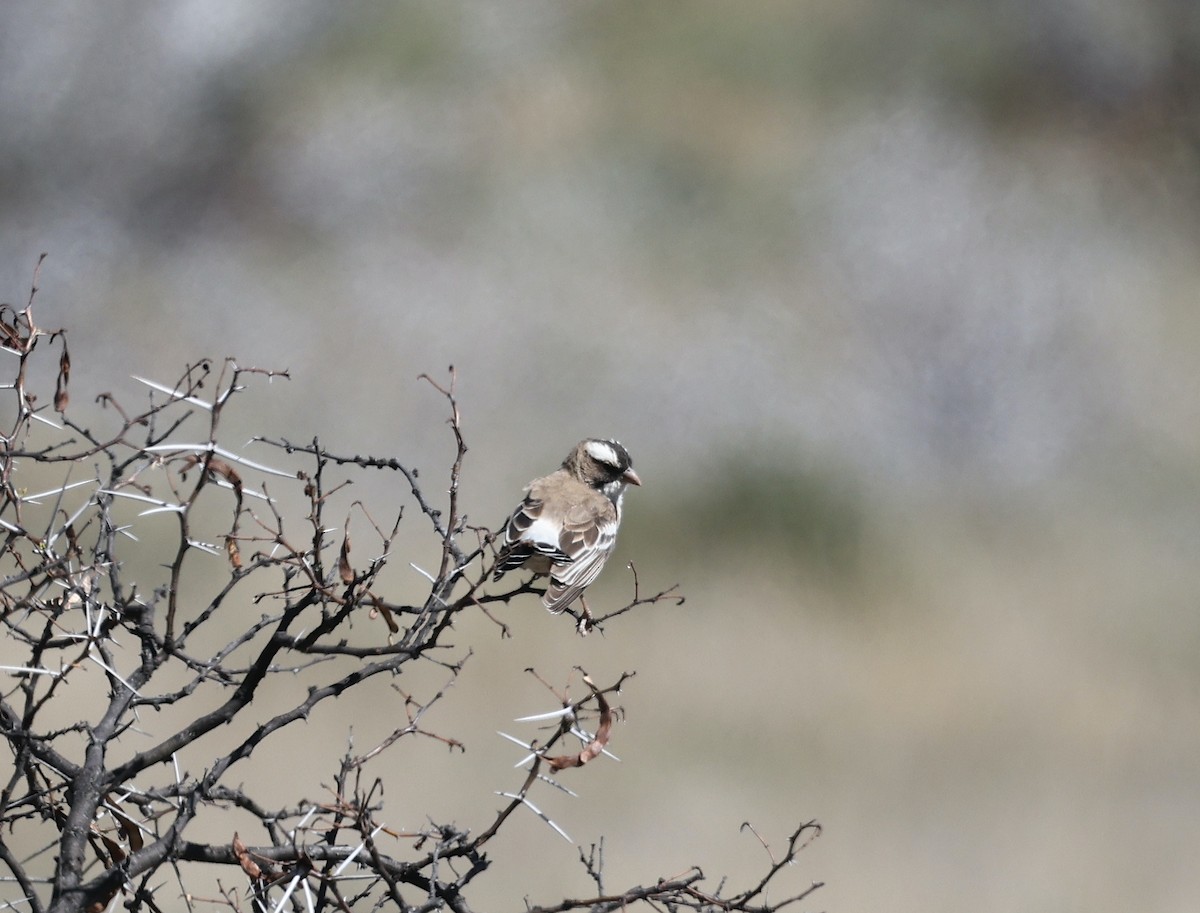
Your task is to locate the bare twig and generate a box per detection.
[0,288,818,913]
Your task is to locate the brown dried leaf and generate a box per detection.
[0,319,20,350]
[232,832,263,881]
[225,536,242,570]
[107,799,144,852]
[83,818,127,911]
[96,829,126,865]
[546,690,613,772]
[53,338,70,412]
[338,529,353,583]
[206,458,244,509]
[64,522,80,561]
[370,594,399,633]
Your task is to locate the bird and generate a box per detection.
[493,438,641,618]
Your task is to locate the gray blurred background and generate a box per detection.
[4,2,1200,910]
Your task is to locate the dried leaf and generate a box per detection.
[96,829,126,865]
[64,523,80,561]
[206,458,244,509]
[107,799,144,852]
[232,832,263,881]
[370,594,399,633]
[546,690,614,772]
[0,319,20,350]
[225,536,242,570]
[53,338,70,412]
[84,819,127,911]
[339,528,353,583]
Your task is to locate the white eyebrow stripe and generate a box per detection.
[585,440,620,466]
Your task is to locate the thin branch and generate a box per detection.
[0,288,819,913]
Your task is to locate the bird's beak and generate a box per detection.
[623,468,642,486]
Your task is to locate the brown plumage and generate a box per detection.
[494,439,641,613]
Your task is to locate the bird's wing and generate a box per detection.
[542,497,619,613]
[493,474,573,579]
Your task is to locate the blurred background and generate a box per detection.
[3,2,1200,910]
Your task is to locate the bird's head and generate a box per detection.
[565,438,641,502]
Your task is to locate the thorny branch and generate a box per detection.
[0,283,820,913]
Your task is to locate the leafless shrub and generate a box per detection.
[0,263,821,913]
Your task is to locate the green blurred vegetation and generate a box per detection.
[660,454,865,583]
